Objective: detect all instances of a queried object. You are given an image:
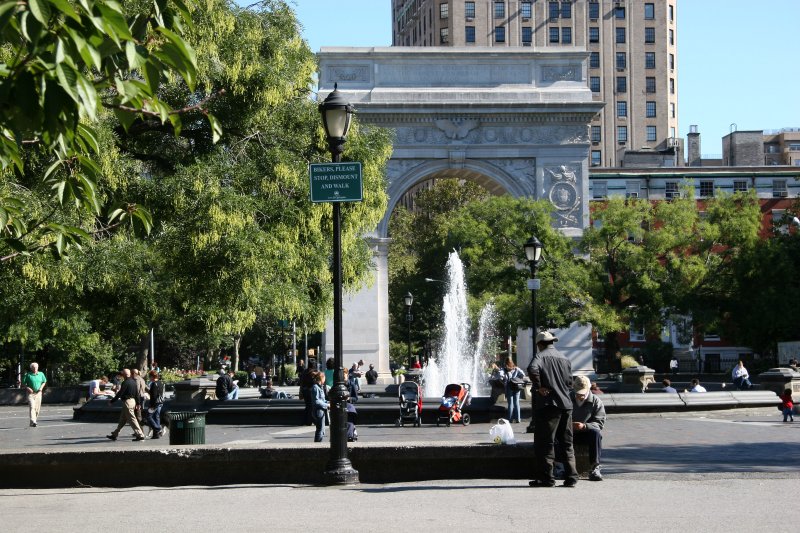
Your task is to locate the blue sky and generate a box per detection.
[292,0,800,157]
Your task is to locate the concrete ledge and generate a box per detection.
[0,386,84,405]
[602,393,685,411]
[679,391,739,408]
[0,442,538,488]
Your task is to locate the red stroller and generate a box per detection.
[395,381,423,427]
[436,383,471,427]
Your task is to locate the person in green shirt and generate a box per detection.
[22,362,47,427]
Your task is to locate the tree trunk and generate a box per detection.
[233,334,241,373]
[604,331,621,373]
[137,336,149,374]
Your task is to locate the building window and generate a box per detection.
[773,179,788,197]
[646,77,656,93]
[495,26,506,43]
[465,26,475,43]
[646,101,656,118]
[617,101,627,117]
[670,78,675,94]
[562,27,572,44]
[615,6,625,19]
[589,1,600,20]
[616,52,626,70]
[645,3,655,20]
[549,27,559,43]
[645,27,655,43]
[670,102,676,118]
[590,76,600,92]
[646,125,657,142]
[616,76,627,93]
[440,3,449,19]
[590,51,600,68]
[669,5,674,22]
[465,1,475,19]
[645,52,655,69]
[495,1,505,18]
[700,180,714,198]
[669,53,675,70]
[617,126,628,143]
[561,1,571,19]
[627,181,641,198]
[549,1,559,20]
[589,27,599,43]
[521,1,532,19]
[593,179,606,197]
[521,27,532,45]
[669,29,674,45]
[733,180,748,193]
[630,322,645,342]
[591,125,601,142]
[591,151,602,167]
[666,181,679,199]
[440,27,449,44]
[616,27,625,43]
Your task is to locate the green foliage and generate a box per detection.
[1,0,215,260]
[619,354,639,369]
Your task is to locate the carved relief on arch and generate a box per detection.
[545,164,582,229]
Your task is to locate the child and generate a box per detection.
[779,388,794,422]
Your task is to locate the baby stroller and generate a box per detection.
[347,402,358,442]
[395,381,423,427]
[436,383,471,427]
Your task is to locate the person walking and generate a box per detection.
[311,372,329,442]
[144,370,166,439]
[107,369,145,441]
[502,358,525,423]
[779,389,794,422]
[526,331,578,488]
[22,362,47,427]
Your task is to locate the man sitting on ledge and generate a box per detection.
[216,369,239,400]
[570,375,606,481]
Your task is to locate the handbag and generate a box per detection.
[508,376,525,392]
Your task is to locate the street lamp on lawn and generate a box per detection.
[318,84,358,485]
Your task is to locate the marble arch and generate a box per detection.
[317,47,602,380]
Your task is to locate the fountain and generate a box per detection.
[423,251,499,397]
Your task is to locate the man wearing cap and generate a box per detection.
[526,331,578,488]
[570,375,606,481]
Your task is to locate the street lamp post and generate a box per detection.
[524,236,543,434]
[405,292,414,368]
[318,84,359,485]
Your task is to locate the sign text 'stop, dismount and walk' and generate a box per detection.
[309,162,363,203]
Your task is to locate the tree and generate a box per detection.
[580,188,761,368]
[1,0,214,260]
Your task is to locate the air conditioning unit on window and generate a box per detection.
[522,17,530,22]
[778,191,789,197]
[466,17,473,22]
[666,191,680,199]
[626,192,639,199]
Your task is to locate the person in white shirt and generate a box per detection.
[88,376,109,399]
[731,361,752,390]
[689,378,707,393]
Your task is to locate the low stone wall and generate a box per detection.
[0,386,84,405]
[0,442,539,488]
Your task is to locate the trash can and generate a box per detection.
[168,411,207,445]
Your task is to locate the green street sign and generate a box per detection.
[309,162,363,203]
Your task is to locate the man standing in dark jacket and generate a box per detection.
[526,331,578,487]
[107,369,145,441]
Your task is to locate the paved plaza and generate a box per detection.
[0,404,797,532]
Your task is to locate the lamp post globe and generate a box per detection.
[405,292,414,368]
[318,84,358,485]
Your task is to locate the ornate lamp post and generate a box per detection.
[318,84,358,485]
[524,236,543,434]
[405,292,414,368]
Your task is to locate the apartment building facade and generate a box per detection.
[392,0,679,168]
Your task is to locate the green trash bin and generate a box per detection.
[168,411,207,445]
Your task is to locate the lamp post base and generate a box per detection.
[323,460,360,485]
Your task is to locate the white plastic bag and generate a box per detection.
[488,418,516,444]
